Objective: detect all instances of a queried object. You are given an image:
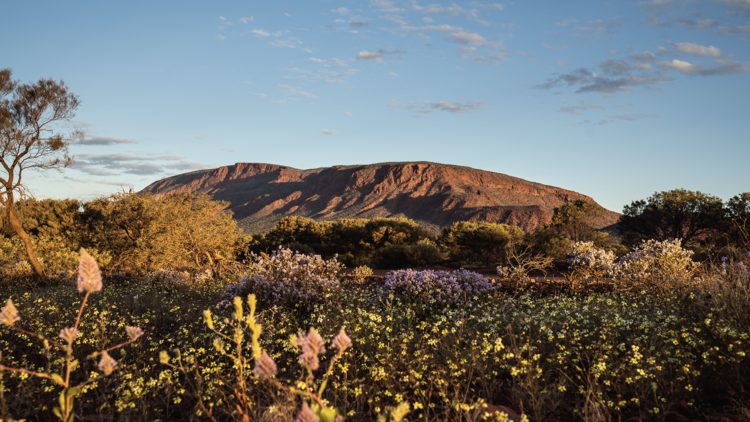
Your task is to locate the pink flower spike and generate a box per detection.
[77,248,102,293]
[332,329,352,352]
[295,402,319,422]
[0,299,20,326]
[98,351,118,375]
[254,351,278,379]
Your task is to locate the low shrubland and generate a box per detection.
[0,245,749,421]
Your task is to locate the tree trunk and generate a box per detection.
[5,200,46,278]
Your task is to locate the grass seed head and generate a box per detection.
[77,248,103,293]
[295,402,319,422]
[254,351,278,379]
[332,328,352,352]
[0,299,20,326]
[125,326,144,341]
[98,351,118,375]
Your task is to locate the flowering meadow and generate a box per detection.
[0,247,749,422]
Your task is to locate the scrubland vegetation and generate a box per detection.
[0,188,749,422]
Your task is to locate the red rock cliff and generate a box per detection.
[141,162,620,234]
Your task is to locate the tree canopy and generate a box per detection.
[0,68,82,277]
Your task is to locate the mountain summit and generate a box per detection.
[141,162,619,234]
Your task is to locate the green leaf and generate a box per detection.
[53,407,62,420]
[51,374,65,386]
[319,407,337,422]
[58,393,66,414]
[69,359,79,371]
[66,387,81,397]
[317,379,329,397]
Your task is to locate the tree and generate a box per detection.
[726,192,750,248]
[438,221,524,266]
[618,189,725,245]
[550,199,604,242]
[81,190,240,273]
[0,68,81,278]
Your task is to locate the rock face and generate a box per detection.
[141,162,620,234]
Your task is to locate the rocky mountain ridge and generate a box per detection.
[141,162,620,234]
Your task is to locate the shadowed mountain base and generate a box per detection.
[141,162,620,234]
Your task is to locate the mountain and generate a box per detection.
[141,162,620,234]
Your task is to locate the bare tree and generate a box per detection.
[0,68,82,278]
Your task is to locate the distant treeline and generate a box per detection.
[0,189,747,275]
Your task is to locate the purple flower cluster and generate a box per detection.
[720,256,748,277]
[221,248,343,309]
[379,268,500,307]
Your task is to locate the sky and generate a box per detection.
[2,0,749,213]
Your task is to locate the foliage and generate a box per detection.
[379,268,500,308]
[437,221,524,266]
[613,239,699,291]
[221,247,343,310]
[405,239,445,267]
[80,190,240,273]
[0,249,142,421]
[565,241,616,281]
[549,199,606,242]
[0,68,83,278]
[618,189,725,245]
[2,263,750,421]
[261,216,433,268]
[347,265,374,285]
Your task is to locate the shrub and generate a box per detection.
[406,241,444,267]
[438,221,524,266]
[613,239,699,291]
[347,265,374,285]
[375,244,410,268]
[220,247,343,310]
[565,241,616,281]
[379,268,500,308]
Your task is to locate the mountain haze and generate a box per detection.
[141,162,620,234]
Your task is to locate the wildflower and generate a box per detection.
[98,351,118,375]
[300,350,320,371]
[295,402,319,422]
[332,329,352,352]
[125,326,144,341]
[159,350,170,364]
[307,328,326,355]
[77,248,102,293]
[0,299,20,326]
[254,351,278,379]
[59,327,79,345]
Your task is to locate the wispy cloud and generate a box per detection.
[239,16,254,23]
[357,51,383,62]
[658,59,750,75]
[250,29,270,37]
[72,154,208,176]
[444,31,486,46]
[639,0,672,13]
[423,100,488,113]
[469,2,506,10]
[321,129,338,135]
[718,22,750,34]
[279,85,319,99]
[672,42,722,57]
[74,136,138,146]
[558,100,604,115]
[611,113,660,121]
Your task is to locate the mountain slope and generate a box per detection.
[141,162,620,234]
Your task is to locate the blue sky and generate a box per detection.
[3,0,749,212]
